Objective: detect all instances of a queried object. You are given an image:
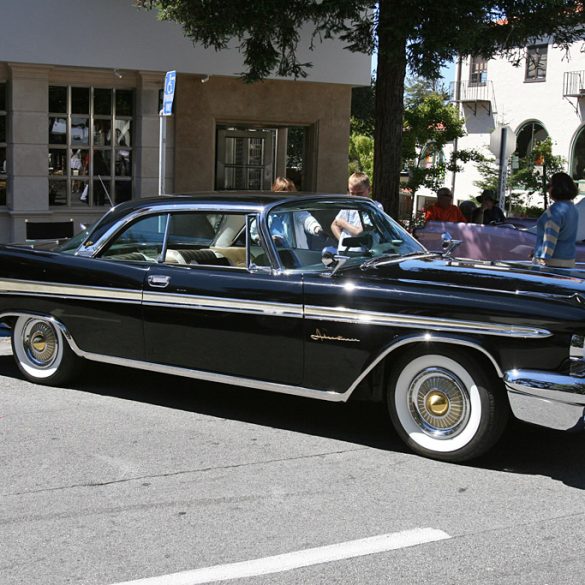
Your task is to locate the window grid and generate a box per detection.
[525,45,548,82]
[469,56,488,86]
[48,86,134,208]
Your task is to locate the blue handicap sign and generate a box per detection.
[162,70,176,116]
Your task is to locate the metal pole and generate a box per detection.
[158,109,166,195]
[497,126,508,211]
[543,163,548,209]
[451,56,463,195]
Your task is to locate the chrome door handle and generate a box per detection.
[147,275,171,288]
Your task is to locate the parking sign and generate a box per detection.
[162,70,176,116]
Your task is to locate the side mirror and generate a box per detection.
[321,246,349,275]
[321,246,338,267]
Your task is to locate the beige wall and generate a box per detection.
[0,66,353,243]
[174,75,352,194]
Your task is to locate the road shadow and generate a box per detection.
[0,354,404,454]
[475,419,585,490]
[2,354,585,488]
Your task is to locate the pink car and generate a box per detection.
[414,200,585,265]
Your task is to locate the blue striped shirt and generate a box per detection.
[534,200,578,262]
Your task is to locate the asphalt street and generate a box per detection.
[2,337,585,585]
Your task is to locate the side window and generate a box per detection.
[163,212,248,267]
[100,214,168,261]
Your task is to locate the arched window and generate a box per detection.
[513,121,548,168]
[571,125,585,183]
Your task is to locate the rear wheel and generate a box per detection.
[387,347,508,462]
[11,316,79,386]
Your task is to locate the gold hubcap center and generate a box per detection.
[31,334,47,353]
[426,391,449,416]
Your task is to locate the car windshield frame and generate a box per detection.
[262,197,426,272]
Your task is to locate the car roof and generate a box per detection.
[84,192,358,250]
[97,192,353,228]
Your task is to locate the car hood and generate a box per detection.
[348,256,585,306]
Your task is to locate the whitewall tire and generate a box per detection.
[387,348,508,462]
[11,316,79,386]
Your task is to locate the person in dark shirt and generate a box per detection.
[473,189,506,224]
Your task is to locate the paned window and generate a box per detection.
[513,121,548,168]
[469,56,488,85]
[0,82,7,206]
[526,45,548,82]
[49,86,134,207]
[215,125,311,191]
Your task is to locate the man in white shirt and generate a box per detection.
[331,172,379,250]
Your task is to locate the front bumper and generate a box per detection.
[504,361,585,431]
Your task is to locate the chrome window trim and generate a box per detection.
[78,202,267,258]
[305,305,551,339]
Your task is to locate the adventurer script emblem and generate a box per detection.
[310,328,360,343]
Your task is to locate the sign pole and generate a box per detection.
[159,70,177,196]
[497,126,508,211]
[158,110,166,195]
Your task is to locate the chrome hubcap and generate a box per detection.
[22,320,59,368]
[408,367,470,439]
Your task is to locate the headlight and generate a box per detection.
[571,334,585,360]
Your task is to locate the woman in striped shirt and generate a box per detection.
[534,172,579,268]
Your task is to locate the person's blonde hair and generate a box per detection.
[348,172,370,193]
[271,177,297,192]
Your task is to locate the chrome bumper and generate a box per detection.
[504,361,585,431]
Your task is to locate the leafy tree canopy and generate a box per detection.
[137,1,584,80]
[136,0,585,217]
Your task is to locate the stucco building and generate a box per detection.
[445,40,585,206]
[0,0,370,242]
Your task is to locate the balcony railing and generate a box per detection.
[563,70,585,98]
[449,80,497,114]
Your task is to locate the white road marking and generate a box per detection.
[109,527,450,585]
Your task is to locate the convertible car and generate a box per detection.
[415,199,585,264]
[1,194,584,462]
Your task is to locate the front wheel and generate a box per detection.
[387,348,508,462]
[11,316,80,386]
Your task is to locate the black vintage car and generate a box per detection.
[1,194,584,462]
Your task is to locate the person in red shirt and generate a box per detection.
[424,187,467,223]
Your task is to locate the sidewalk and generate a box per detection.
[0,336,11,356]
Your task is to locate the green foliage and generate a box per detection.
[475,137,566,212]
[348,133,374,185]
[404,76,448,109]
[402,92,471,195]
[136,0,585,215]
[137,1,585,87]
[474,155,499,192]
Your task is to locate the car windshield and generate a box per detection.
[265,199,425,271]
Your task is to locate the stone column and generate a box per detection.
[135,71,170,197]
[8,64,50,241]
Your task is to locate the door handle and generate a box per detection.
[147,275,171,288]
